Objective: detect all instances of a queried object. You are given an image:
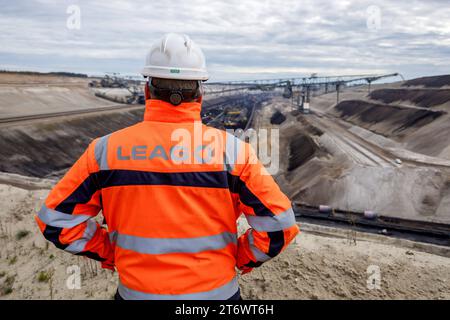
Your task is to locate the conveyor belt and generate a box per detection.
[294,203,450,247]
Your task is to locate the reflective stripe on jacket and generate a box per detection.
[35,99,299,299]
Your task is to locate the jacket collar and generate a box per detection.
[143,99,202,123]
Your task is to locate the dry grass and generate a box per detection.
[37,271,52,283]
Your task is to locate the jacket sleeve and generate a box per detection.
[228,138,299,273]
[34,139,114,268]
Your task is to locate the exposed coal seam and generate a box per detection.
[369,89,450,108]
[402,75,450,88]
[335,100,445,135]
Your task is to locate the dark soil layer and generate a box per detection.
[288,134,317,171]
[403,75,450,88]
[369,89,450,108]
[296,116,324,136]
[0,109,144,178]
[270,111,286,124]
[334,100,445,137]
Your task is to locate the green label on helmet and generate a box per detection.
[170,69,180,73]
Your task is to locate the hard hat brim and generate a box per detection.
[141,65,209,81]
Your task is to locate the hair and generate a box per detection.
[151,77,198,90]
[147,77,202,105]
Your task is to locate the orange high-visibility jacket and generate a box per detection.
[35,99,299,300]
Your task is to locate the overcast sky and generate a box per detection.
[0,0,449,81]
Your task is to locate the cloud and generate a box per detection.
[0,0,449,81]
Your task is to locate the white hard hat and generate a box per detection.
[141,33,209,81]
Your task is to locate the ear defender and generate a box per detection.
[169,92,183,106]
[148,79,202,106]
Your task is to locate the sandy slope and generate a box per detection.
[0,181,448,300]
[0,73,117,119]
[241,231,449,300]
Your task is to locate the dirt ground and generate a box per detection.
[260,92,450,224]
[0,182,448,300]
[241,232,449,300]
[311,82,450,160]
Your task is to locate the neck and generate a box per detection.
[143,99,202,123]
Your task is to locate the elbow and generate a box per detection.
[283,207,299,246]
[35,209,68,251]
[267,223,299,258]
[35,214,46,234]
[285,223,300,246]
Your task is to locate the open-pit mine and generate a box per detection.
[0,71,449,299]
